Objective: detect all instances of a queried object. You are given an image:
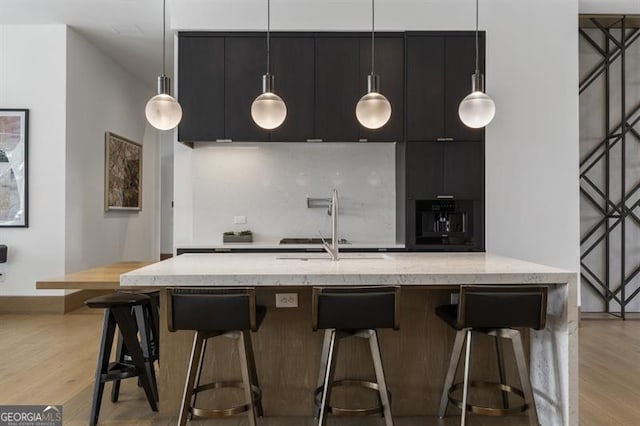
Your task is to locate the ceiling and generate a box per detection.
[0,0,168,89]
[0,0,446,90]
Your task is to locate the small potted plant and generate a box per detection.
[223,230,253,243]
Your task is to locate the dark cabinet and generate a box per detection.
[177,36,225,142]
[178,32,406,143]
[269,37,315,142]
[406,33,485,142]
[406,142,444,198]
[224,37,269,142]
[407,141,484,199]
[406,36,445,141]
[444,37,484,142]
[443,141,484,198]
[358,36,405,142]
[315,37,361,142]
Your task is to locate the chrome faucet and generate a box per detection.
[322,189,339,261]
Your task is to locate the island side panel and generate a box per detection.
[158,287,532,417]
[530,276,578,426]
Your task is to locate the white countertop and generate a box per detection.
[120,252,575,287]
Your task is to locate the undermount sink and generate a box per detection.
[276,253,390,261]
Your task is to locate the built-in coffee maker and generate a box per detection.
[415,198,475,246]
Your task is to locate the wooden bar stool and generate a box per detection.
[436,285,548,426]
[312,286,400,426]
[85,292,159,426]
[168,287,265,426]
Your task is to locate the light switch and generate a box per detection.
[233,216,247,224]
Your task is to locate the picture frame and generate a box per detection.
[0,109,29,227]
[104,132,142,211]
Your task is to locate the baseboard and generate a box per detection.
[63,290,111,313]
[160,253,173,260]
[0,290,111,314]
[581,311,640,320]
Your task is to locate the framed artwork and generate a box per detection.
[104,132,142,211]
[0,109,29,227]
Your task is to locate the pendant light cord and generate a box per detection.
[266,0,271,74]
[162,0,166,76]
[371,0,375,74]
[475,0,479,74]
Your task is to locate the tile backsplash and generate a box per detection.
[190,142,396,244]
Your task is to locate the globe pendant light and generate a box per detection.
[145,0,183,130]
[458,0,495,129]
[251,0,287,130]
[356,0,391,130]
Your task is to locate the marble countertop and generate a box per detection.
[120,252,575,287]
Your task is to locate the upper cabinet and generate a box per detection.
[177,32,482,143]
[177,32,405,143]
[177,35,225,142]
[224,37,269,142]
[315,37,361,142]
[358,36,405,142]
[406,33,485,142]
[269,37,315,142]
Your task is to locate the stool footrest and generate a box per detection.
[191,381,261,419]
[448,380,528,417]
[314,379,391,417]
[101,362,139,382]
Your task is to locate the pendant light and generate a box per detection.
[145,0,183,130]
[458,0,495,129]
[356,0,392,130]
[251,0,287,130]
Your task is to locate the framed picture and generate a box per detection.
[104,132,142,211]
[0,109,29,227]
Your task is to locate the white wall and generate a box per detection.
[580,0,640,13]
[0,25,67,297]
[172,0,580,274]
[160,131,174,254]
[65,28,159,277]
[184,143,395,246]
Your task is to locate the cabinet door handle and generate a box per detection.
[359,138,368,142]
[306,138,323,142]
[437,137,454,142]
[437,195,454,199]
[215,139,233,143]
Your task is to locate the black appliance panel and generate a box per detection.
[415,199,474,246]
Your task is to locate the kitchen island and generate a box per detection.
[121,252,578,425]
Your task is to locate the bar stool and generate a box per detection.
[111,289,160,403]
[85,292,159,426]
[312,286,400,426]
[168,288,265,426]
[436,285,548,426]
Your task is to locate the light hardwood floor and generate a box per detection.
[0,308,638,425]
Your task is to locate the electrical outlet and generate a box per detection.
[276,293,298,308]
[450,293,459,304]
[233,215,247,224]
